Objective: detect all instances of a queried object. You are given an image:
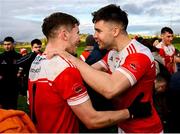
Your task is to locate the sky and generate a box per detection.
[0,0,180,42]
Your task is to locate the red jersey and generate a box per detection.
[156,42,176,74]
[79,50,91,61]
[99,39,162,133]
[28,55,89,133]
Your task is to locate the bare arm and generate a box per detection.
[46,51,131,99]
[91,61,107,72]
[71,99,129,129]
[174,55,180,63]
[71,93,152,129]
[70,54,131,99]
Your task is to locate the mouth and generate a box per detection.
[96,40,101,46]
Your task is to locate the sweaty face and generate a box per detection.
[93,20,114,50]
[161,32,173,46]
[32,43,42,53]
[3,41,14,52]
[66,25,80,55]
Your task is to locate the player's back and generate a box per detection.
[28,55,79,132]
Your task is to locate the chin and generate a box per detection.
[69,51,77,57]
[99,45,104,50]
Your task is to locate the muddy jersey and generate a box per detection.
[99,39,162,133]
[28,55,89,133]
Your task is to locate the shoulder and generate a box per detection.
[123,53,152,69]
[29,55,77,82]
[128,40,154,62]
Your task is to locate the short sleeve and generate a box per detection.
[116,53,151,86]
[54,67,89,106]
[98,51,109,71]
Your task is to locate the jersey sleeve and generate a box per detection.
[54,67,89,106]
[116,53,152,86]
[98,51,109,71]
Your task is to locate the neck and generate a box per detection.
[44,39,66,53]
[116,34,131,52]
[162,41,169,46]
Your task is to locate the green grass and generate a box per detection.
[174,43,180,50]
[77,46,85,57]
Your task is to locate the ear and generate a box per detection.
[113,26,120,37]
[58,29,68,41]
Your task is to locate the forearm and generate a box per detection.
[89,109,129,129]
[91,62,107,72]
[71,56,117,98]
[174,56,180,63]
[72,99,130,129]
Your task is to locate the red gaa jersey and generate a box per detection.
[80,50,91,62]
[156,42,176,74]
[99,39,163,133]
[28,55,89,133]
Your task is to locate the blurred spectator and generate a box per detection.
[86,43,107,65]
[17,38,42,72]
[155,27,180,74]
[20,48,28,56]
[0,36,21,109]
[154,74,168,93]
[175,49,180,71]
[80,35,95,62]
[17,39,43,96]
[0,36,21,64]
[153,74,169,132]
[31,39,42,54]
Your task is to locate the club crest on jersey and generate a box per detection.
[109,56,113,61]
[73,83,83,93]
[75,87,83,93]
[129,63,136,70]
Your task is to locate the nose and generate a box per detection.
[93,34,98,41]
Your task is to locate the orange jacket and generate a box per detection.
[0,109,37,133]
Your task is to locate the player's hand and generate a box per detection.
[128,93,152,119]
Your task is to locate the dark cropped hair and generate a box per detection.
[42,12,80,39]
[31,39,42,47]
[92,4,128,31]
[161,27,173,34]
[3,36,15,43]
